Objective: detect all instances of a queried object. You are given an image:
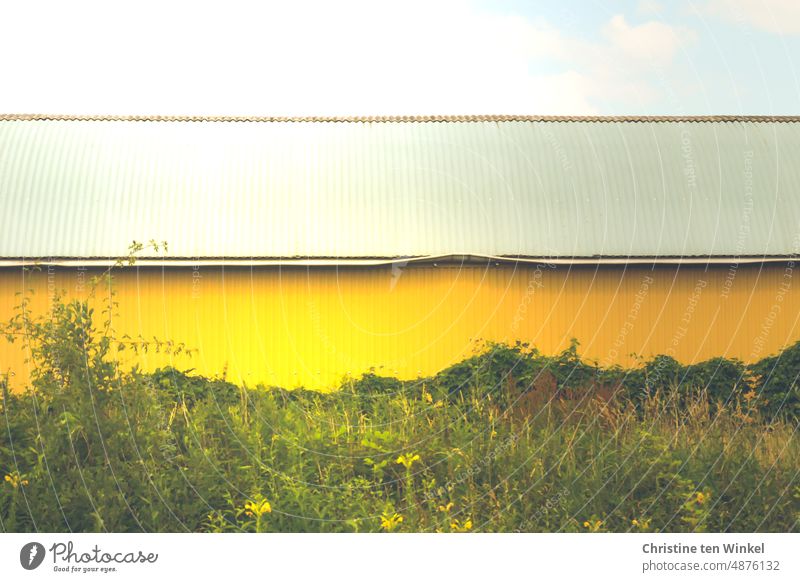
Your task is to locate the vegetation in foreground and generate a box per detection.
[1,285,798,532]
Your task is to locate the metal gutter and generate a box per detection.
[0,254,796,268]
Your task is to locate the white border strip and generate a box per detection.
[0,533,796,581]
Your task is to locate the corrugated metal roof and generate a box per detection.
[1,116,799,259]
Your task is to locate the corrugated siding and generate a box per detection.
[2,264,798,389]
[1,120,799,258]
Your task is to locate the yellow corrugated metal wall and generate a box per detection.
[1,263,798,390]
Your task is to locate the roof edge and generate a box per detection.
[2,114,800,123]
[1,254,798,268]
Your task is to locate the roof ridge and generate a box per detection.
[2,114,800,123]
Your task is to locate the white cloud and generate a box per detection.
[0,0,694,115]
[604,14,690,66]
[638,0,665,15]
[702,0,800,35]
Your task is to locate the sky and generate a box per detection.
[0,0,798,116]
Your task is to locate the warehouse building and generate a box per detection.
[1,114,799,389]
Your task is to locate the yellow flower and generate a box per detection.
[396,453,421,470]
[583,519,603,532]
[423,390,433,404]
[694,491,708,505]
[631,518,651,531]
[243,496,272,518]
[450,518,473,532]
[380,512,404,532]
[237,494,272,532]
[438,502,454,513]
[3,472,28,489]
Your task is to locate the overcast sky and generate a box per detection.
[1,0,798,115]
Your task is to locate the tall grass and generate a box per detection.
[0,275,798,532]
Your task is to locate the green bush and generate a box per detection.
[749,340,800,420]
